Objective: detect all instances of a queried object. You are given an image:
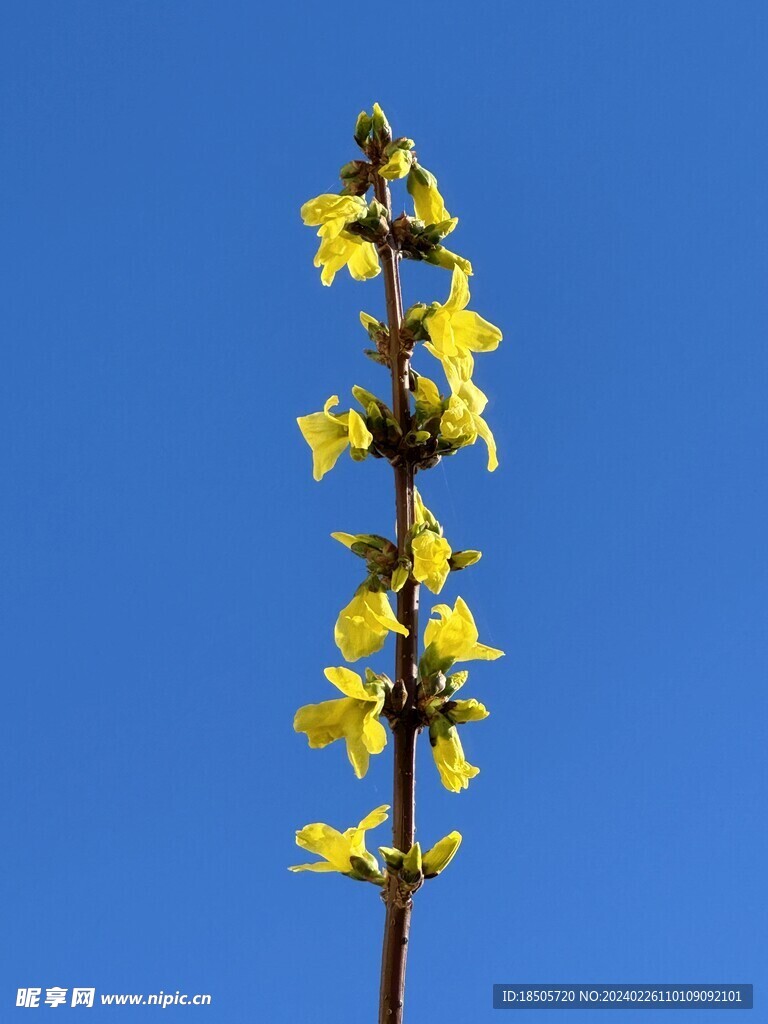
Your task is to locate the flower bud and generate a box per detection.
[379,148,413,180]
[422,831,462,878]
[400,842,423,883]
[378,846,405,871]
[391,562,410,593]
[349,854,384,884]
[354,111,373,147]
[449,549,483,570]
[371,102,392,143]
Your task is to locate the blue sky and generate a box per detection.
[2,1,766,1021]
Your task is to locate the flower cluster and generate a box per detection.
[292,105,504,893]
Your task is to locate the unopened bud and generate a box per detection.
[391,562,410,593]
[378,846,405,871]
[400,843,423,883]
[371,102,392,143]
[449,549,483,570]
[354,111,373,147]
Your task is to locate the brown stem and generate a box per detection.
[374,174,420,1024]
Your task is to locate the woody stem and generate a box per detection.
[374,172,419,1024]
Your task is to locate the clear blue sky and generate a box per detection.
[2,2,766,1021]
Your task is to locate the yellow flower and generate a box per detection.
[440,393,477,447]
[411,530,452,594]
[429,714,479,793]
[290,804,389,881]
[379,149,413,180]
[407,165,451,225]
[335,589,408,662]
[313,232,380,287]
[424,267,502,363]
[422,831,462,877]
[294,667,387,779]
[439,382,499,472]
[301,193,368,238]
[300,194,381,286]
[297,396,373,481]
[423,596,504,668]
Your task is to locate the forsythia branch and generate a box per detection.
[292,103,504,1024]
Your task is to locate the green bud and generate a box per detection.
[349,854,385,884]
[365,668,392,692]
[360,311,388,341]
[349,447,369,463]
[371,102,392,143]
[400,842,422,883]
[408,430,432,444]
[449,549,483,570]
[366,402,386,432]
[384,137,415,155]
[403,304,430,340]
[354,111,373,147]
[367,198,388,221]
[378,846,405,871]
[340,159,366,181]
[420,670,446,699]
[352,384,380,409]
[391,562,410,593]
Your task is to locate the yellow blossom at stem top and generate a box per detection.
[294,667,388,779]
[422,596,503,671]
[335,588,408,662]
[289,805,389,882]
[424,267,502,363]
[297,396,373,481]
